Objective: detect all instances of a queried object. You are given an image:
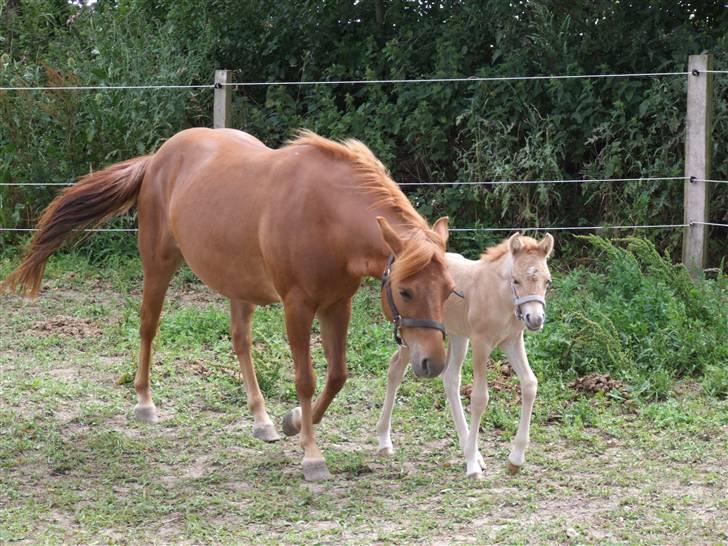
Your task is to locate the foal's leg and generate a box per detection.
[134,252,180,423]
[230,299,279,442]
[375,346,410,455]
[281,293,330,481]
[463,337,492,479]
[441,335,470,451]
[501,333,538,474]
[281,297,352,435]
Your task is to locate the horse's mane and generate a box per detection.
[288,131,445,281]
[287,131,429,232]
[481,235,540,262]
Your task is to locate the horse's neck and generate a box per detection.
[477,251,514,303]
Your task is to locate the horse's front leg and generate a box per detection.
[463,337,492,479]
[375,346,410,455]
[280,293,330,481]
[501,333,537,474]
[441,335,472,453]
[311,297,352,424]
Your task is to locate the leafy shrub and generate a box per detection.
[528,235,727,400]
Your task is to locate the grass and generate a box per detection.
[1,250,727,545]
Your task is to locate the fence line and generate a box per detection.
[0,84,213,91]
[222,71,691,87]
[3,222,726,234]
[5,68,721,93]
[8,176,724,188]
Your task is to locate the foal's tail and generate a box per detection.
[2,155,152,297]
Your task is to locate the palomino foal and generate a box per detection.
[376,233,554,479]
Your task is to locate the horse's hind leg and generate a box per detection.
[501,333,537,475]
[133,234,181,423]
[230,299,280,442]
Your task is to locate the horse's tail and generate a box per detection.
[2,155,152,297]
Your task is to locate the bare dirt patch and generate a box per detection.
[569,372,625,395]
[32,315,100,337]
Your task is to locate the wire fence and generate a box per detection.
[1,66,727,237]
[2,68,726,92]
[1,221,726,234]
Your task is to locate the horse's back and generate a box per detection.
[137,128,369,304]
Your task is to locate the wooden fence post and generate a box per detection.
[214,70,232,129]
[682,54,713,278]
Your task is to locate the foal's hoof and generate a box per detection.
[377,446,395,457]
[302,459,332,482]
[506,461,522,475]
[253,423,281,443]
[133,404,158,424]
[282,407,302,437]
[467,470,484,481]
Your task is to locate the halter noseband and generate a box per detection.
[381,255,447,346]
[511,281,546,322]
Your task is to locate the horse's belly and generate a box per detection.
[183,251,280,304]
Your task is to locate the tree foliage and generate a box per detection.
[1,0,726,263]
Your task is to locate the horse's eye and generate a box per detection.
[399,288,413,301]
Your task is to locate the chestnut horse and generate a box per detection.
[376,233,553,479]
[2,128,455,481]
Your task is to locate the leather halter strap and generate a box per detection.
[381,255,447,346]
[511,281,546,322]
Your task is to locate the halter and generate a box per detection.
[511,281,546,322]
[381,255,447,346]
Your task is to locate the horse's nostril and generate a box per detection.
[525,313,531,323]
[421,358,430,376]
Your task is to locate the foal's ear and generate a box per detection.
[376,217,404,255]
[509,232,523,255]
[539,233,554,258]
[431,216,449,248]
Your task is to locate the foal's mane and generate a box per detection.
[481,235,541,262]
[288,131,444,281]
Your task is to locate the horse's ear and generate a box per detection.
[376,217,404,255]
[431,216,449,248]
[539,233,554,258]
[509,232,523,255]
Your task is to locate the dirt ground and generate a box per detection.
[1,270,726,545]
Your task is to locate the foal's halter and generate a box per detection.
[511,281,546,322]
[381,255,447,346]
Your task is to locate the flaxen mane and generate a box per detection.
[289,131,445,282]
[481,235,540,262]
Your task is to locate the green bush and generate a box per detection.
[528,236,727,400]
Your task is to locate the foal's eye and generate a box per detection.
[398,288,413,301]
[512,279,520,286]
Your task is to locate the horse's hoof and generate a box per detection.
[478,453,486,470]
[377,446,395,457]
[133,404,158,424]
[467,469,484,481]
[506,461,522,475]
[302,459,332,482]
[282,407,302,437]
[253,423,281,443]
